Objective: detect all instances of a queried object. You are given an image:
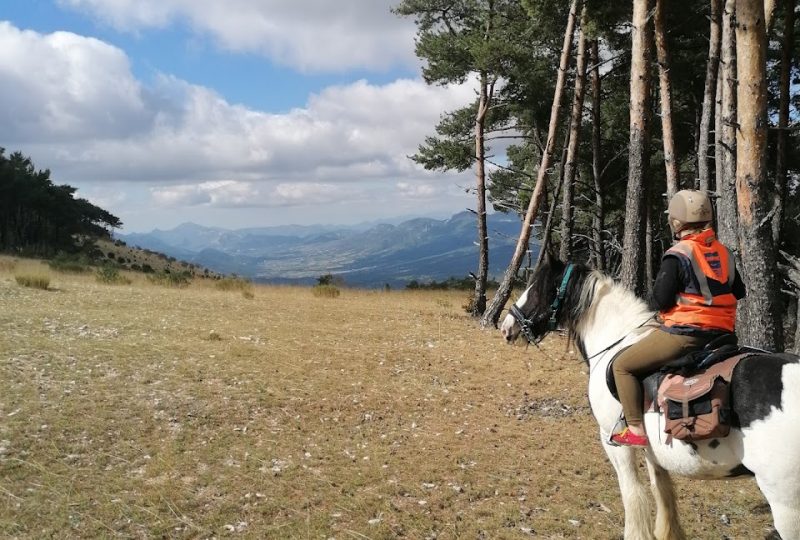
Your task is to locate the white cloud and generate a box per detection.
[396,181,439,199]
[57,0,418,72]
[0,22,478,229]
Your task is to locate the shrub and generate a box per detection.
[15,273,50,290]
[242,290,255,300]
[49,253,90,274]
[312,284,340,298]
[0,259,18,273]
[215,277,252,292]
[95,265,131,285]
[148,271,192,288]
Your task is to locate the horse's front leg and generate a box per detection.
[644,455,686,540]
[601,435,655,540]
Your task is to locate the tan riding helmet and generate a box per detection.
[667,189,713,235]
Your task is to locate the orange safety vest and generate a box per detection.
[659,228,737,333]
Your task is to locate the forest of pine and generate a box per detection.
[397,0,800,352]
[0,149,121,256]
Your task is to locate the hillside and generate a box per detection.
[120,211,536,287]
[0,257,772,539]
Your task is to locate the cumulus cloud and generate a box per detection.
[0,22,477,228]
[151,181,360,208]
[57,0,418,72]
[396,181,439,199]
[0,22,474,186]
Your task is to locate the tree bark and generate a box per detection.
[481,0,582,328]
[472,70,493,316]
[714,61,724,200]
[718,0,739,248]
[655,0,680,198]
[590,39,606,271]
[620,0,653,296]
[765,0,779,31]
[779,250,800,353]
[735,0,783,350]
[559,19,589,262]
[774,0,794,247]
[699,0,723,193]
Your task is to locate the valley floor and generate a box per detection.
[0,257,772,538]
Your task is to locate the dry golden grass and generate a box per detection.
[0,260,773,539]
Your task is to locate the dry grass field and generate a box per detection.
[0,256,774,539]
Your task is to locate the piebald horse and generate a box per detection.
[500,251,800,540]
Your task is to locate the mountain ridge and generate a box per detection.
[119,211,538,287]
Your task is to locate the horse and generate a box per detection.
[499,250,800,540]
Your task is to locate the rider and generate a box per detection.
[610,189,747,447]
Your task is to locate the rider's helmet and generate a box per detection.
[667,189,713,236]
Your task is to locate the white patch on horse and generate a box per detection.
[505,266,800,539]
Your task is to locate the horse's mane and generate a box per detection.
[561,266,654,361]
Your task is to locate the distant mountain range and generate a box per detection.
[118,211,538,287]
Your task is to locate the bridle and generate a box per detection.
[509,263,576,344]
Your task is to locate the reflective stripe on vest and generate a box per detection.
[660,229,737,332]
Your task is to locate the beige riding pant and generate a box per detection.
[612,328,708,426]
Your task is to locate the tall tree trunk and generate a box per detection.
[774,0,795,247]
[718,0,739,248]
[590,39,606,271]
[560,20,589,262]
[699,0,723,193]
[645,202,654,299]
[620,0,653,296]
[779,251,800,353]
[655,0,680,198]
[538,130,570,268]
[765,0,779,31]
[481,0,582,328]
[714,62,724,199]
[735,0,783,350]
[472,70,493,316]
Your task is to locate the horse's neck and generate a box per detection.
[575,276,654,363]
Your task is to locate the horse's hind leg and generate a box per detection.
[644,456,686,540]
[755,475,800,540]
[602,437,655,540]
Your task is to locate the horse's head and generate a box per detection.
[500,249,568,344]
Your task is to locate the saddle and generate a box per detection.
[606,333,763,442]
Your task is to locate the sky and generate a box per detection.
[0,0,478,232]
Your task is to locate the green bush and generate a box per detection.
[49,253,90,273]
[95,265,131,285]
[312,284,340,298]
[15,273,50,290]
[215,277,252,292]
[148,271,192,288]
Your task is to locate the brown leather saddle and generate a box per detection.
[606,332,758,410]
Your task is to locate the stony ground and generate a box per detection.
[0,257,774,539]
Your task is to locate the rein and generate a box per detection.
[585,314,656,362]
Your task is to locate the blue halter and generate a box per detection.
[548,263,575,331]
[509,263,576,343]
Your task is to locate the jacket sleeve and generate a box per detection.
[649,255,682,311]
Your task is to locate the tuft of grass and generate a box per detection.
[312,284,340,298]
[0,258,19,273]
[15,272,50,290]
[147,271,192,288]
[215,277,252,292]
[95,265,132,285]
[241,289,255,299]
[48,253,91,274]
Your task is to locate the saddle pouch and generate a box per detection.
[659,375,731,442]
[656,354,744,443]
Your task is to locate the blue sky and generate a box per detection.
[0,0,476,232]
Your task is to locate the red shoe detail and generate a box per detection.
[611,427,649,447]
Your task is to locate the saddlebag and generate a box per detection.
[657,354,744,443]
